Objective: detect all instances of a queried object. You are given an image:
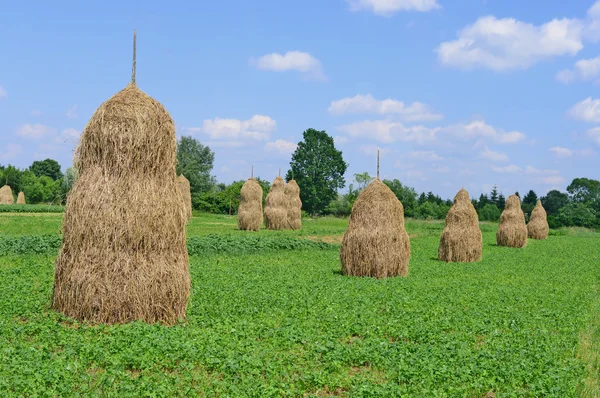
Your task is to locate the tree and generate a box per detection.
[29,158,63,181]
[382,179,418,218]
[523,190,538,206]
[567,177,600,211]
[354,172,374,191]
[418,192,427,205]
[557,203,598,229]
[490,185,499,203]
[61,167,79,201]
[1,165,22,191]
[541,190,569,215]
[176,136,216,195]
[497,193,506,210]
[286,128,348,214]
[478,203,501,222]
[477,194,489,210]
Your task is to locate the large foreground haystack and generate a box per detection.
[438,188,482,262]
[496,194,527,248]
[528,200,549,240]
[341,179,410,278]
[52,82,190,325]
[264,176,289,230]
[238,178,263,231]
[177,174,192,222]
[0,185,14,205]
[16,192,26,204]
[284,179,302,230]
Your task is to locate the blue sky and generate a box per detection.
[1,0,599,199]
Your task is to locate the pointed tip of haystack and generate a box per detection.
[454,188,470,203]
[536,199,542,207]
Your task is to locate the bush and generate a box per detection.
[0,204,64,213]
[478,204,501,222]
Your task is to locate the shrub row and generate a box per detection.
[0,204,65,213]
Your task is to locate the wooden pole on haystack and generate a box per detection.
[251,165,254,179]
[131,30,137,85]
[377,149,380,180]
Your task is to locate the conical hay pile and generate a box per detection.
[0,185,14,205]
[438,188,482,262]
[238,178,263,231]
[496,194,527,248]
[264,176,289,230]
[177,174,192,223]
[341,179,410,278]
[52,83,190,325]
[284,179,302,230]
[16,192,26,204]
[527,200,549,240]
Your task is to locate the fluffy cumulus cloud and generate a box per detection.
[436,16,584,71]
[186,115,277,143]
[543,175,566,185]
[407,150,443,160]
[250,51,327,81]
[556,56,600,83]
[265,139,298,155]
[16,124,56,140]
[346,0,440,16]
[336,119,439,144]
[0,85,7,99]
[442,120,526,144]
[328,94,442,121]
[568,97,600,122]
[479,145,508,162]
[524,165,559,175]
[549,146,574,157]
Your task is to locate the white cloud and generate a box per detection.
[251,51,327,81]
[524,165,559,175]
[556,55,600,84]
[543,175,565,185]
[584,1,600,42]
[443,120,525,144]
[337,119,438,144]
[492,164,522,173]
[16,124,55,140]
[407,150,443,160]
[328,94,442,121]
[359,145,392,156]
[549,146,573,157]
[0,86,7,99]
[334,135,349,145]
[436,16,584,71]
[205,141,246,148]
[66,105,78,119]
[588,127,600,144]
[346,0,440,16]
[187,115,276,143]
[568,97,600,122]
[55,128,80,144]
[0,144,23,163]
[480,146,508,162]
[266,139,298,155]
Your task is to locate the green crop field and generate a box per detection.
[0,213,598,397]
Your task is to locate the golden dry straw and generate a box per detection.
[52,83,190,325]
[496,194,528,248]
[340,179,410,278]
[0,185,14,205]
[238,178,263,231]
[16,192,26,205]
[264,176,289,230]
[177,174,192,223]
[438,188,482,262]
[284,179,302,230]
[527,199,549,240]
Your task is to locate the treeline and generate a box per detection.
[0,160,76,204]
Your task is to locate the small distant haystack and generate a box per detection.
[284,179,302,230]
[0,185,14,205]
[177,174,192,222]
[496,194,528,248]
[340,179,410,278]
[52,32,190,325]
[17,192,26,205]
[438,188,482,262]
[238,178,263,231]
[527,200,549,240]
[264,176,289,230]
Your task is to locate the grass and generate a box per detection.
[0,213,599,396]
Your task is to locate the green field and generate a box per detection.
[0,213,599,397]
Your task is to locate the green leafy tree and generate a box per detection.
[21,172,62,204]
[522,190,538,219]
[418,192,427,205]
[176,136,216,195]
[1,165,23,191]
[541,190,569,216]
[382,179,418,218]
[478,203,501,222]
[354,172,374,191]
[567,177,600,211]
[29,158,63,181]
[497,193,506,210]
[61,167,79,202]
[557,203,598,229]
[286,128,348,215]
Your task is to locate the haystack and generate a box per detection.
[264,176,289,230]
[340,179,410,278]
[238,178,263,231]
[527,200,549,240]
[0,185,14,205]
[52,33,190,325]
[284,179,302,230]
[16,192,26,205]
[496,194,527,248]
[438,188,482,262]
[177,174,192,223]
